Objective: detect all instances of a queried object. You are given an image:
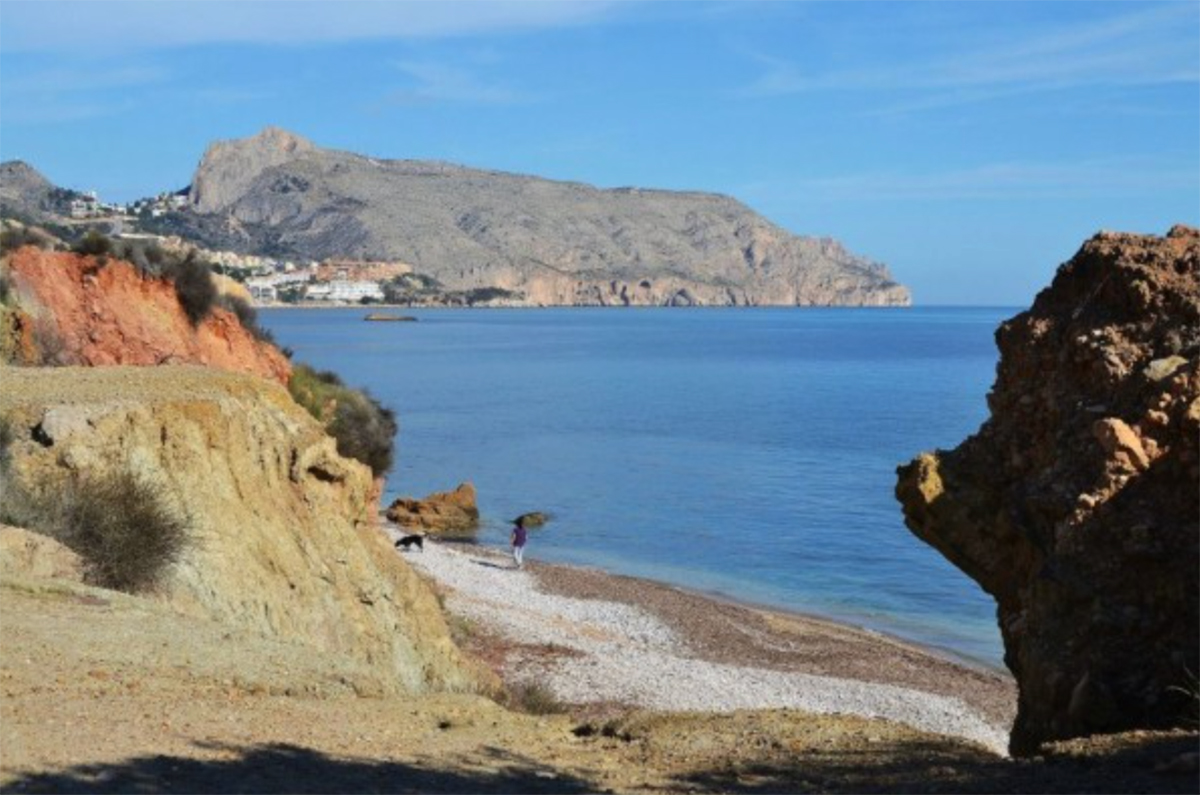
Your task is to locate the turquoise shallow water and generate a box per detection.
[261,306,1016,667]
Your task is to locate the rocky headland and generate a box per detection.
[107,126,910,307]
[897,225,1199,755]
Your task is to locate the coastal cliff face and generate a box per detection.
[897,226,1200,754]
[0,365,485,695]
[3,247,290,383]
[164,127,911,307]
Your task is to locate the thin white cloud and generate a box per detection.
[2,98,139,125]
[384,59,530,105]
[741,156,1199,203]
[1,65,168,94]
[0,1,622,53]
[739,3,1200,103]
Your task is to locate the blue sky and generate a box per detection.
[1,1,1197,305]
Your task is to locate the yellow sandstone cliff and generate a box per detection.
[0,364,487,695]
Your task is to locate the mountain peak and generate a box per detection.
[189,126,317,213]
[247,125,316,154]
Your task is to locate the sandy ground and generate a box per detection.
[2,549,1197,793]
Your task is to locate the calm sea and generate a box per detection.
[261,307,1015,667]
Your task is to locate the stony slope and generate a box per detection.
[896,225,1200,755]
[0,161,60,222]
[0,365,485,695]
[172,127,909,307]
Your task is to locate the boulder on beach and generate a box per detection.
[386,482,480,534]
[896,225,1200,755]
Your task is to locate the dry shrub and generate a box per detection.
[58,471,192,593]
[168,255,218,326]
[504,681,568,715]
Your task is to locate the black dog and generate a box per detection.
[395,534,425,552]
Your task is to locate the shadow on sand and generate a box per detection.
[471,558,515,571]
[665,733,1199,795]
[1,742,594,794]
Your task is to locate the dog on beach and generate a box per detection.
[395,533,426,552]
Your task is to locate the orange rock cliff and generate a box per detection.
[3,246,290,384]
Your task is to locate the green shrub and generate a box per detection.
[218,294,276,344]
[168,255,218,326]
[289,363,397,476]
[72,229,112,257]
[114,239,166,276]
[57,471,192,593]
[328,390,397,477]
[0,227,48,255]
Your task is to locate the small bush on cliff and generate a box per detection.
[0,424,189,593]
[328,390,397,477]
[289,363,397,477]
[72,229,112,258]
[167,254,218,326]
[57,471,193,593]
[0,226,50,256]
[218,294,276,344]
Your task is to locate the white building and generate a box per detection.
[246,281,278,303]
[327,280,384,302]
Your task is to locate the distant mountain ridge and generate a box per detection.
[1,128,912,306]
[180,127,910,306]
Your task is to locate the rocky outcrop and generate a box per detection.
[166,127,911,307]
[3,247,290,384]
[386,482,480,534]
[896,226,1200,755]
[0,161,62,224]
[0,365,488,695]
[190,126,317,214]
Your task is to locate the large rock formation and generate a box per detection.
[0,365,486,695]
[897,226,1199,755]
[159,127,910,307]
[3,247,290,384]
[386,482,481,535]
[190,125,317,214]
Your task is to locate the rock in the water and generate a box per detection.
[896,225,1200,755]
[513,511,550,528]
[386,482,480,534]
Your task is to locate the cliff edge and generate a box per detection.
[3,246,290,383]
[897,225,1199,754]
[0,365,486,695]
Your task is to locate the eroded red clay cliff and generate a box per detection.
[897,225,1199,755]
[5,247,289,384]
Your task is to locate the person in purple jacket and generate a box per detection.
[510,516,528,569]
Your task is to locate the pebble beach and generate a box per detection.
[399,539,1017,756]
